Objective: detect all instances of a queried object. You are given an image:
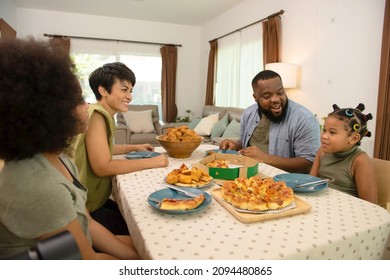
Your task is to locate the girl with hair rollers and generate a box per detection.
[310,103,378,203]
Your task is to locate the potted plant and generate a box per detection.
[176,110,192,123]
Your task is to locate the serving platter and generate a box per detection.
[210,187,311,223]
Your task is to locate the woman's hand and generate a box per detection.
[151,154,169,168]
[135,143,155,152]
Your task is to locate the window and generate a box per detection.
[215,23,263,108]
[71,54,114,103]
[120,55,162,116]
[71,39,162,119]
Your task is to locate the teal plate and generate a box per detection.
[205,149,238,156]
[147,187,212,214]
[125,151,160,159]
[273,173,328,193]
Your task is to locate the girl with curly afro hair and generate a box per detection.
[310,103,378,203]
[0,38,140,259]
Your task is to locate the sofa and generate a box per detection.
[115,104,172,145]
[172,105,244,145]
[115,104,245,146]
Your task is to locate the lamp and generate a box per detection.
[265,62,298,88]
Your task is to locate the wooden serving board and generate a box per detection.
[210,187,311,223]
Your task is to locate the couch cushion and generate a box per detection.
[130,133,159,145]
[127,104,159,126]
[227,107,245,122]
[122,110,155,133]
[194,113,219,136]
[187,118,201,129]
[202,105,227,119]
[222,119,240,138]
[210,113,228,139]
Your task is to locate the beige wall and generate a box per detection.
[0,0,16,28]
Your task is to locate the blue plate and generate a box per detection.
[273,173,328,193]
[205,149,238,156]
[147,187,212,214]
[125,151,160,159]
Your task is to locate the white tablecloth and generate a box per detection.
[112,144,390,260]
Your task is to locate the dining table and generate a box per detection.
[112,144,390,260]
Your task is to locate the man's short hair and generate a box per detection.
[252,70,281,87]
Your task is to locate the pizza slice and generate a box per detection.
[159,193,205,210]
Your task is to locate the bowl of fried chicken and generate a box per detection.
[156,126,203,158]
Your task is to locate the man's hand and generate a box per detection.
[238,146,268,162]
[219,139,240,150]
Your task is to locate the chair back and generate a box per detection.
[371,158,390,211]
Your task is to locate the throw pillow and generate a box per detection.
[210,113,228,139]
[222,119,240,138]
[122,110,155,133]
[187,118,201,129]
[194,113,219,136]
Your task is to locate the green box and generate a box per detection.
[194,153,259,181]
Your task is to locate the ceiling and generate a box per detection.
[12,0,247,26]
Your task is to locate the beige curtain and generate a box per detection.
[204,11,282,107]
[374,0,390,160]
[0,18,16,40]
[205,40,218,105]
[160,45,178,123]
[262,15,282,66]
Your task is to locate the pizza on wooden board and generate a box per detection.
[221,176,294,211]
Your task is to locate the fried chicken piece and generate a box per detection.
[178,163,189,173]
[190,168,202,181]
[178,174,192,184]
[166,170,179,184]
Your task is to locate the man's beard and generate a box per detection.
[257,99,289,123]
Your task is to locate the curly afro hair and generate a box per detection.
[0,37,85,160]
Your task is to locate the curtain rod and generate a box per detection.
[209,9,284,42]
[43,33,182,47]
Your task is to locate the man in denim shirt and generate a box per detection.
[220,70,320,173]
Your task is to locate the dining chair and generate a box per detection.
[3,230,81,260]
[371,158,390,211]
